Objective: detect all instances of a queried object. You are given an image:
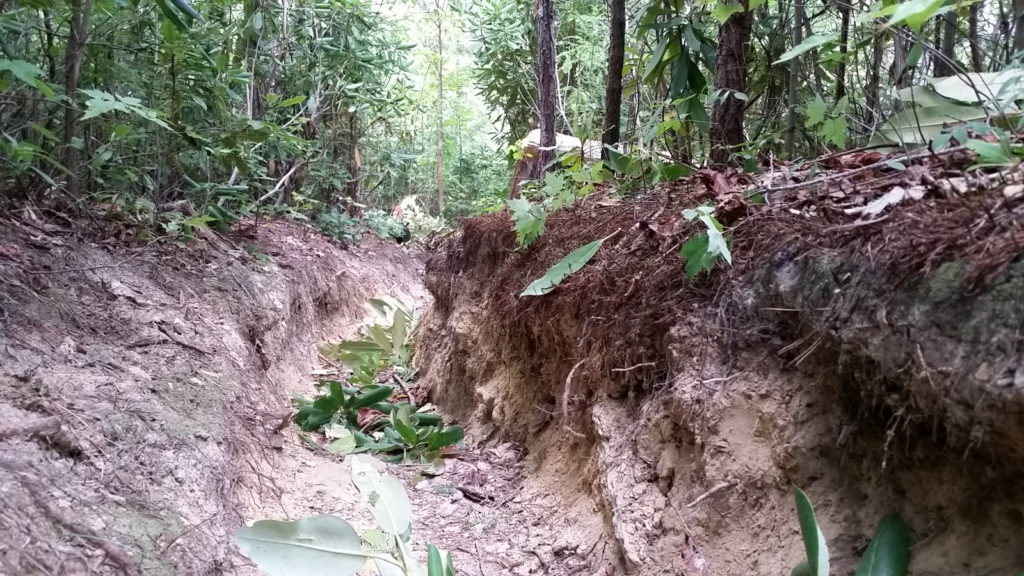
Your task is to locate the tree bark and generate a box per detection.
[969,2,983,71]
[865,30,884,133]
[62,0,95,201]
[535,0,558,174]
[601,0,625,158]
[709,0,751,166]
[834,0,850,102]
[435,0,445,215]
[785,0,804,157]
[1014,0,1024,54]
[934,12,957,76]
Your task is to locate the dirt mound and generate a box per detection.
[0,215,424,574]
[415,163,1024,574]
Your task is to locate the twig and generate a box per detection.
[686,481,738,508]
[763,145,967,196]
[156,324,211,356]
[391,374,414,402]
[611,362,655,373]
[562,360,586,438]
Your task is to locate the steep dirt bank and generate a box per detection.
[415,182,1024,575]
[0,216,425,574]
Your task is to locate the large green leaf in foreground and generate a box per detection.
[855,514,911,576]
[236,516,368,576]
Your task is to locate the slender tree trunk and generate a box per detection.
[709,0,751,166]
[786,0,804,157]
[934,13,957,76]
[435,0,445,215]
[41,10,57,81]
[602,0,625,158]
[969,3,983,71]
[834,0,850,102]
[1015,0,1024,54]
[892,28,912,88]
[345,113,362,215]
[865,31,884,133]
[63,0,95,201]
[536,0,558,174]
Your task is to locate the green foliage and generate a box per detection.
[790,488,912,576]
[508,197,548,248]
[298,298,463,463]
[678,205,732,279]
[317,209,364,245]
[520,237,605,296]
[364,210,410,243]
[805,96,849,148]
[237,455,458,576]
[793,487,830,576]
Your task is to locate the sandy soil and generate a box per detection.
[1,213,596,575]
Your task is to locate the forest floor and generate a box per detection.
[0,212,599,576]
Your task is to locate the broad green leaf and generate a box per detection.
[678,233,714,279]
[507,197,547,247]
[711,2,745,24]
[854,514,911,576]
[775,34,837,64]
[426,425,463,451]
[393,406,419,446]
[392,310,408,351]
[928,72,1012,104]
[805,96,828,128]
[328,430,357,454]
[643,35,672,81]
[886,0,944,31]
[792,562,813,576]
[875,103,991,144]
[794,487,830,576]
[699,214,732,265]
[236,516,369,576]
[820,116,849,148]
[428,545,444,576]
[0,59,45,87]
[965,139,1017,167]
[351,456,414,540]
[520,238,604,296]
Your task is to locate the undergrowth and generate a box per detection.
[292,297,464,465]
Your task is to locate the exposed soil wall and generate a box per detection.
[415,188,1024,575]
[0,217,424,575]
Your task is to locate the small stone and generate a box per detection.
[1003,184,1024,199]
[476,461,491,473]
[415,480,430,491]
[974,362,993,382]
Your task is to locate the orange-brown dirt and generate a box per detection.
[415,175,1024,575]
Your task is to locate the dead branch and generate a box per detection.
[562,359,587,438]
[0,416,61,441]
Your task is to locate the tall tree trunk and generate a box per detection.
[1014,0,1024,54]
[536,0,558,174]
[62,0,95,201]
[834,0,850,102]
[786,0,804,157]
[709,0,751,166]
[602,0,625,158]
[435,0,445,215]
[934,13,957,76]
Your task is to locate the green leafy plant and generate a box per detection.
[296,298,463,463]
[790,487,911,576]
[237,455,457,576]
[805,95,849,148]
[507,197,548,248]
[678,205,732,279]
[520,236,607,296]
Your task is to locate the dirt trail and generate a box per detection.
[0,216,586,576]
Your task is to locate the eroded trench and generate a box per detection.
[1,214,1023,576]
